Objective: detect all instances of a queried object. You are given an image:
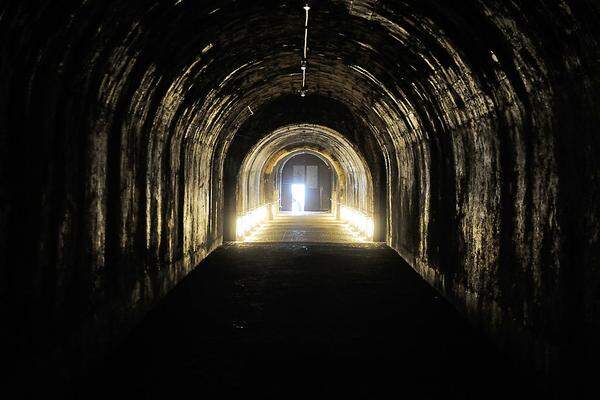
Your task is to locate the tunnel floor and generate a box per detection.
[244,211,363,243]
[84,242,532,399]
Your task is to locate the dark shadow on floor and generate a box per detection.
[79,243,534,399]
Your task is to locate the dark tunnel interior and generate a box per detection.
[1,0,599,398]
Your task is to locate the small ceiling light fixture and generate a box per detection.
[299,3,311,98]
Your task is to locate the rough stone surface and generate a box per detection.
[1,1,599,396]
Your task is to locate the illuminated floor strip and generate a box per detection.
[243,212,367,243]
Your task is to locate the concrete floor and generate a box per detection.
[244,212,364,243]
[84,242,533,399]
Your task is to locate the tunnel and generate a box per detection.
[229,124,375,241]
[1,0,599,398]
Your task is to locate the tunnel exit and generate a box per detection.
[280,153,332,212]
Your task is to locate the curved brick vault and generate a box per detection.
[1,0,599,396]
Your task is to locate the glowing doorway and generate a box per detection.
[291,184,305,213]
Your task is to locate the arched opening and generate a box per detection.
[229,124,376,242]
[278,152,332,213]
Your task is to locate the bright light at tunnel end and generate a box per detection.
[340,205,374,241]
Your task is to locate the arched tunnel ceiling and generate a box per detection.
[245,125,371,181]
[236,124,374,215]
[10,0,592,153]
[10,1,597,231]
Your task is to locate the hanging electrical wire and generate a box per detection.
[300,3,310,97]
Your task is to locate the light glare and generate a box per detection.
[236,204,270,240]
[340,205,374,240]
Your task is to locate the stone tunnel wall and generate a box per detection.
[0,1,228,382]
[381,4,600,393]
[376,3,600,393]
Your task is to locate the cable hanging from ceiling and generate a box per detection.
[299,3,310,97]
